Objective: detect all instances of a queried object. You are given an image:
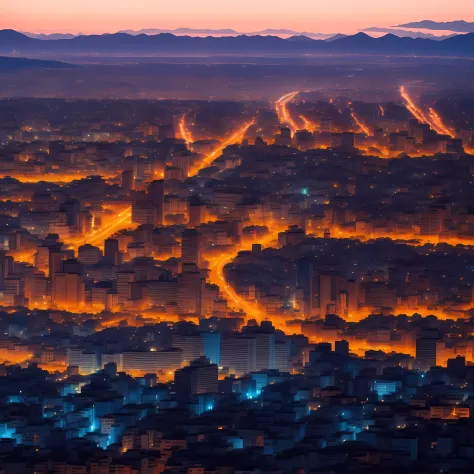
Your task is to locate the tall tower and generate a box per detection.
[104,238,120,265]
[181,228,203,268]
[148,179,164,227]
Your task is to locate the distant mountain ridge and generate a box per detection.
[22,28,337,40]
[118,28,337,40]
[397,20,474,33]
[0,56,75,70]
[21,32,80,40]
[1,29,474,57]
[362,27,456,40]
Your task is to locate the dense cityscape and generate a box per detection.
[2,6,474,472]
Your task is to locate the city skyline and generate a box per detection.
[2,0,474,35]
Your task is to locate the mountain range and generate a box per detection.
[0,56,74,70]
[362,27,456,40]
[397,20,474,33]
[1,29,474,56]
[21,28,339,41]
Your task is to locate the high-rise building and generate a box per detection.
[419,206,445,236]
[122,348,183,376]
[416,336,438,369]
[188,198,207,228]
[347,280,359,316]
[104,238,120,265]
[320,118,332,133]
[158,124,175,141]
[319,274,334,318]
[148,180,164,227]
[78,244,102,266]
[67,349,99,374]
[181,229,203,268]
[59,199,80,229]
[121,170,135,191]
[221,335,257,376]
[48,249,68,279]
[174,357,218,396]
[0,251,5,291]
[132,200,156,226]
[52,273,85,310]
[274,340,291,372]
[274,127,292,147]
[24,271,47,307]
[335,340,350,357]
[3,275,28,306]
[172,334,205,364]
[202,331,221,365]
[177,264,204,316]
[243,322,275,371]
[116,271,134,305]
[296,257,314,317]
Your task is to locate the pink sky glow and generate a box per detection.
[2,0,473,35]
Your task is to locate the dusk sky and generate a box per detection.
[3,0,474,34]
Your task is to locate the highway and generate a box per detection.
[188,120,255,176]
[400,85,455,137]
[207,225,284,322]
[275,91,300,133]
[178,115,194,146]
[350,111,371,136]
[67,207,133,250]
[428,108,455,138]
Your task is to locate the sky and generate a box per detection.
[2,0,474,34]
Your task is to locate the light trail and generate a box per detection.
[188,120,254,176]
[429,108,455,138]
[299,115,317,132]
[350,111,372,136]
[275,91,300,134]
[379,105,385,116]
[400,86,432,125]
[178,115,194,146]
[207,224,285,322]
[400,86,452,137]
[66,207,133,250]
[210,222,474,328]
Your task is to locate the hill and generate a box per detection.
[0,30,473,57]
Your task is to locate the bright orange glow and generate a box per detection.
[64,121,254,250]
[0,171,117,184]
[299,115,317,132]
[350,111,371,136]
[188,120,254,175]
[379,105,385,116]
[178,115,194,145]
[207,221,288,328]
[400,86,432,125]
[7,250,36,264]
[275,91,300,134]
[66,206,132,250]
[316,224,474,251]
[429,108,456,138]
[400,86,453,137]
